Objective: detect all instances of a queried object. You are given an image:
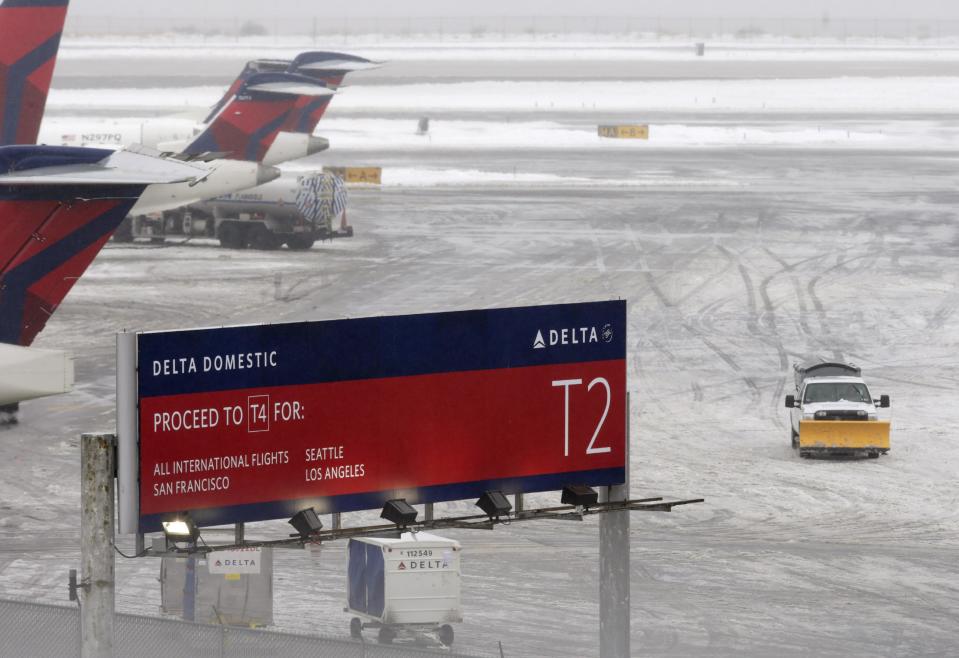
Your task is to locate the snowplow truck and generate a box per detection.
[114,172,351,250]
[785,362,890,458]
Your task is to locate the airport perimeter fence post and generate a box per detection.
[599,393,631,658]
[80,432,117,658]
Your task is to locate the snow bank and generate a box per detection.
[46,78,959,115]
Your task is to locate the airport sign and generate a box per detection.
[121,301,627,532]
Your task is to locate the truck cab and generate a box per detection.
[785,362,891,458]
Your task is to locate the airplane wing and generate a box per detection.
[0,147,208,185]
[0,145,206,346]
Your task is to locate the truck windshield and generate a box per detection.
[803,382,872,404]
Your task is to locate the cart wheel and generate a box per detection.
[378,626,395,644]
[350,617,362,639]
[438,624,454,646]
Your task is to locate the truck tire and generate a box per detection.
[350,617,362,639]
[790,428,798,449]
[218,222,244,249]
[377,626,395,644]
[0,402,19,425]
[248,224,282,250]
[286,234,315,251]
[438,624,454,646]
[113,217,135,243]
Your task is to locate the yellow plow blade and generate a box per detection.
[799,420,890,450]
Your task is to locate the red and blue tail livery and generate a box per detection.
[182,72,334,163]
[202,51,380,131]
[281,52,380,132]
[202,58,289,125]
[0,145,201,346]
[0,0,70,146]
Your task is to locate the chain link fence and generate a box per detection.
[0,597,488,658]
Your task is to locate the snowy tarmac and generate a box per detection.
[3,38,959,656]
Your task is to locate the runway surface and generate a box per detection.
[3,38,959,656]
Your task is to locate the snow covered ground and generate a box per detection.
[44,77,959,114]
[5,37,959,657]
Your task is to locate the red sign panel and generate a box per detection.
[135,301,626,531]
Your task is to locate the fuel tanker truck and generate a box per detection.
[785,362,891,458]
[113,172,351,250]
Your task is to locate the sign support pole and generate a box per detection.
[80,433,116,658]
[115,332,137,534]
[599,484,630,657]
[599,393,631,658]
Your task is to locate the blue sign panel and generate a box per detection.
[137,300,628,531]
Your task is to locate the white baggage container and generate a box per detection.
[346,532,461,646]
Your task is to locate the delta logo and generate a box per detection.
[533,323,613,349]
[215,558,257,568]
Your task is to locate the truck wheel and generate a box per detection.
[377,626,395,644]
[113,217,135,243]
[218,223,243,249]
[438,624,454,646]
[790,428,798,449]
[286,235,315,250]
[350,617,362,639]
[248,224,282,250]
[868,451,880,459]
[0,403,19,425]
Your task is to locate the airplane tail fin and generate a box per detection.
[182,72,334,163]
[0,0,70,145]
[202,58,290,125]
[279,93,334,135]
[0,145,203,345]
[277,52,382,133]
[287,51,382,89]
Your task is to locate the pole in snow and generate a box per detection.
[599,392,630,657]
[80,432,116,658]
[599,482,630,658]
